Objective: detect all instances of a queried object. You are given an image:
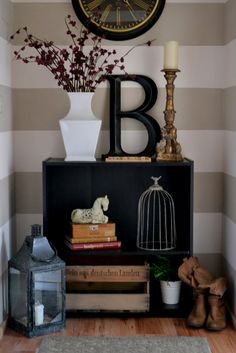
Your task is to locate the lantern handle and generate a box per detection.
[31,241,58,263]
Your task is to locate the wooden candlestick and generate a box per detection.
[156,69,183,161]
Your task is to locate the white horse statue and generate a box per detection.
[71,195,109,224]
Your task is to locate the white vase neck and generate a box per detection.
[65,92,96,120]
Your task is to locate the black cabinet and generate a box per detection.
[43,158,193,317]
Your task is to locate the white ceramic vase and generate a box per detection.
[60,92,102,161]
[160,280,181,305]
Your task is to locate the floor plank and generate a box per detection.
[0,318,235,353]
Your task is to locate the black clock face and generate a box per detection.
[72,0,166,41]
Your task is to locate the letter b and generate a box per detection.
[104,75,161,158]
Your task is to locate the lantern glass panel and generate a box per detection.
[9,267,28,327]
[33,269,63,326]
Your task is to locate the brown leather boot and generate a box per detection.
[178,257,216,328]
[178,257,215,288]
[187,289,207,328]
[199,277,227,331]
[206,295,226,331]
[179,259,228,330]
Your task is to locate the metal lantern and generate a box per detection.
[137,177,176,251]
[8,224,65,337]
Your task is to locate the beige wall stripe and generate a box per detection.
[15,172,42,214]
[0,174,15,226]
[194,172,223,213]
[12,3,224,46]
[225,0,236,44]
[13,87,223,131]
[15,171,222,214]
[0,0,13,41]
[0,86,13,132]
[223,87,236,131]
[223,173,236,223]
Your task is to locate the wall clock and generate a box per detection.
[71,0,166,41]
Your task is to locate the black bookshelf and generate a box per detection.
[43,158,194,317]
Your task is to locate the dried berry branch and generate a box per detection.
[11,15,154,92]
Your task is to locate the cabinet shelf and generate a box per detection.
[43,158,194,316]
[61,247,192,258]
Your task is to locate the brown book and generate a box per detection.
[71,222,116,238]
[65,235,117,244]
[65,239,121,251]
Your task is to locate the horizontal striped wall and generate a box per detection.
[12,0,226,278]
[222,0,236,318]
[0,0,14,327]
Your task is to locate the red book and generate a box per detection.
[65,239,121,251]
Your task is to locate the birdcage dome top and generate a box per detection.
[148,176,164,191]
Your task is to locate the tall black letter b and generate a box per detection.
[104,75,161,158]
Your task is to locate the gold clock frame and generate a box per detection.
[72,0,166,41]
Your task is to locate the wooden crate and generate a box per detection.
[66,265,150,312]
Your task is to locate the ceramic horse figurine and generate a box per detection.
[71,195,109,224]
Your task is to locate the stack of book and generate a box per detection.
[64,222,121,251]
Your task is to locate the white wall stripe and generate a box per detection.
[0,217,14,323]
[13,130,223,173]
[12,45,224,89]
[0,38,12,87]
[194,212,222,253]
[13,131,64,173]
[14,212,222,254]
[179,130,223,172]
[0,218,13,275]
[0,132,14,180]
[92,130,224,174]
[180,46,224,89]
[222,215,236,271]
[223,131,236,179]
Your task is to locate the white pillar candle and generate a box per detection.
[35,302,44,326]
[164,41,179,69]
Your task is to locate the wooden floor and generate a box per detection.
[0,317,235,353]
